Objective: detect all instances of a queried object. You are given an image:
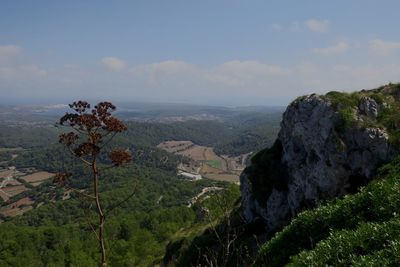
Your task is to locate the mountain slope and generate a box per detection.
[165,83,400,266]
[241,84,400,232]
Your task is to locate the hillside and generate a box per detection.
[166,83,400,266]
[0,106,280,266]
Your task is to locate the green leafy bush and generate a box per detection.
[289,218,400,266]
[254,156,400,266]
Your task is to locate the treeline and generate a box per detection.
[12,143,184,176]
[0,151,13,162]
[0,126,59,149]
[1,109,281,157]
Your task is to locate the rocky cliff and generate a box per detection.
[241,86,400,232]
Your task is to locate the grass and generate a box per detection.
[204,160,222,169]
[325,91,361,109]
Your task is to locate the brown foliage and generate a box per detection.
[109,149,133,166]
[57,100,132,267]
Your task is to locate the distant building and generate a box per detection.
[177,170,202,181]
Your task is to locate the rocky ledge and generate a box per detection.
[241,92,395,232]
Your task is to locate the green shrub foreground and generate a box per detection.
[254,156,400,266]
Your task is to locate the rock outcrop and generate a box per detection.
[241,93,395,232]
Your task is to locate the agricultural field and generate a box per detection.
[0,169,14,179]
[157,141,250,182]
[157,140,194,153]
[20,171,54,186]
[0,167,55,218]
[0,197,34,217]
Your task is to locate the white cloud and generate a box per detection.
[130,60,195,75]
[206,60,289,87]
[100,57,127,70]
[313,41,349,55]
[0,45,22,63]
[215,60,287,78]
[369,39,400,55]
[0,64,47,79]
[3,54,400,105]
[305,19,329,33]
[131,60,290,89]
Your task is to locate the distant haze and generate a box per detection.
[1,1,400,106]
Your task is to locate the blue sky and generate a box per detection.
[1,1,400,105]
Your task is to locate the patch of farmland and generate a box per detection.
[0,170,14,179]
[202,173,239,182]
[1,179,21,187]
[200,164,239,182]
[0,190,9,201]
[0,206,33,217]
[2,185,28,197]
[157,141,194,153]
[200,164,223,175]
[179,146,210,161]
[0,197,34,217]
[21,171,54,183]
[157,140,246,183]
[204,160,222,169]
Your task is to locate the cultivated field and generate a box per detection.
[158,140,249,183]
[2,185,28,197]
[21,171,55,184]
[0,191,10,201]
[0,197,34,217]
[0,169,55,203]
[0,170,14,179]
[157,140,193,153]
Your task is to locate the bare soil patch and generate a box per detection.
[0,170,14,179]
[2,185,28,197]
[157,141,194,153]
[21,171,54,183]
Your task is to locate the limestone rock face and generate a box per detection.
[240,94,394,232]
[358,96,379,118]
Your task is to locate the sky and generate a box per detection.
[1,0,400,106]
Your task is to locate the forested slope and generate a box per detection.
[166,83,400,266]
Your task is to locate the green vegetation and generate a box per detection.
[324,91,361,130]
[1,108,281,158]
[0,162,230,266]
[254,156,400,266]
[325,91,361,108]
[0,151,12,162]
[163,184,242,267]
[323,84,400,150]
[0,126,59,149]
[204,160,222,169]
[167,83,400,267]
[1,106,272,266]
[214,112,281,156]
